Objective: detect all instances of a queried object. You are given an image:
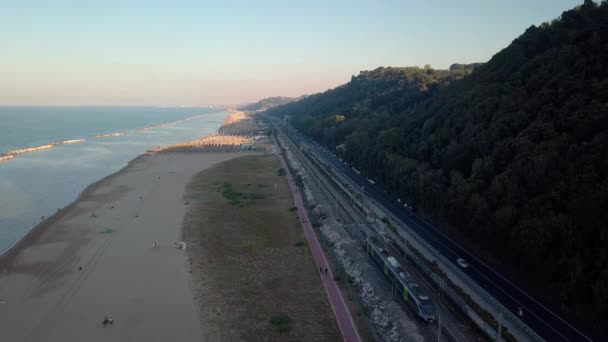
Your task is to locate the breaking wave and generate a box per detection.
[1,113,208,162]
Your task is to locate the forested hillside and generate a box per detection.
[266,1,608,335]
[238,96,298,111]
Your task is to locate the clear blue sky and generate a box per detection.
[0,0,583,106]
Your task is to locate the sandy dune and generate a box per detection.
[0,152,251,342]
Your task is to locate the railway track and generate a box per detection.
[273,122,479,341]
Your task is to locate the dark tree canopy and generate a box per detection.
[266,2,608,337]
[238,96,300,111]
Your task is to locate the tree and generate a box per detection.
[265,3,608,337]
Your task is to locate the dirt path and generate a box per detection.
[275,151,362,342]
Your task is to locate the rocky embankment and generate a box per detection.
[279,135,408,342]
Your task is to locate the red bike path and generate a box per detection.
[277,152,361,342]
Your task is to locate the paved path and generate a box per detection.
[276,152,361,342]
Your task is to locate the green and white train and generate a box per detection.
[368,240,436,323]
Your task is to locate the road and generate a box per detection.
[275,123,483,341]
[275,144,361,342]
[281,122,593,342]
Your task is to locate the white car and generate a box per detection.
[457,258,469,268]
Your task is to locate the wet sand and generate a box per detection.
[0,152,252,342]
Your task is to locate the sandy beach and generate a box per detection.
[0,151,253,342]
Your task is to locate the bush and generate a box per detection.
[270,314,291,333]
[294,174,304,187]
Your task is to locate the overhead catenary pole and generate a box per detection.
[438,314,441,342]
[497,311,503,342]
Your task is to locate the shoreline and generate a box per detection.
[0,109,267,341]
[0,109,242,262]
[0,108,227,160]
[0,151,252,341]
[0,153,150,265]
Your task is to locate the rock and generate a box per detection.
[319,223,405,342]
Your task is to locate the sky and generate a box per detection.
[0,0,584,106]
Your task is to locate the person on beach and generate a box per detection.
[152,241,157,248]
[102,316,109,327]
[320,266,323,273]
[325,268,328,275]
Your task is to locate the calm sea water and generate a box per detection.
[0,106,229,253]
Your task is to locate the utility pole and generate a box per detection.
[497,311,503,342]
[437,314,441,342]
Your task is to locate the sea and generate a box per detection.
[0,106,230,254]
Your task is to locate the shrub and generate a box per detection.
[270,314,291,333]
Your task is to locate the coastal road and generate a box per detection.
[284,123,593,342]
[275,144,361,342]
[275,125,478,341]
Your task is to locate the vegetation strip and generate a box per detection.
[182,154,341,340]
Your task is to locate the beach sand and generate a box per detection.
[0,152,252,342]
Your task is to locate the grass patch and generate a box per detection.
[183,155,340,341]
[221,182,243,205]
[244,193,266,200]
[270,314,291,334]
[256,313,267,321]
[221,181,266,206]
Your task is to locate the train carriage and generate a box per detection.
[368,240,436,323]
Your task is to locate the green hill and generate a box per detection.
[266,1,608,336]
[238,96,299,111]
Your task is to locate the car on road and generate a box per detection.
[457,258,469,268]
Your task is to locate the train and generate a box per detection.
[368,239,436,323]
